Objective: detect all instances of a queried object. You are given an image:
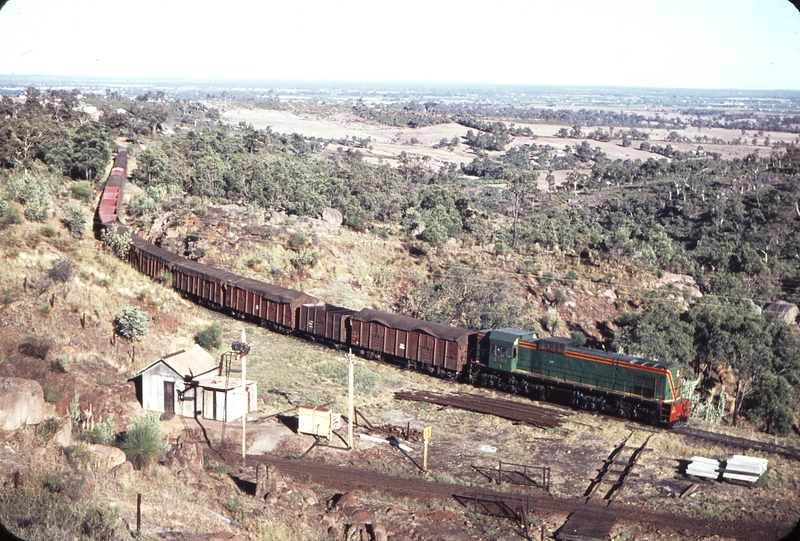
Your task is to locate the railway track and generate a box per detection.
[394,390,569,429]
[674,426,800,461]
[218,451,792,540]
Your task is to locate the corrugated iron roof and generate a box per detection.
[138,344,219,378]
[353,308,472,345]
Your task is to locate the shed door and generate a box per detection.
[203,389,216,419]
[164,381,175,414]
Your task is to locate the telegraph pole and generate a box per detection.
[348,349,354,449]
[241,328,247,464]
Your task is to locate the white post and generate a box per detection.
[241,328,247,463]
[348,349,354,449]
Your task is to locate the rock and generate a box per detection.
[269,211,287,224]
[255,463,268,500]
[110,460,135,481]
[0,378,57,430]
[332,491,360,510]
[655,272,703,300]
[320,207,343,227]
[602,289,617,301]
[763,302,799,324]
[53,416,72,447]
[372,523,389,541]
[164,435,204,470]
[89,444,127,470]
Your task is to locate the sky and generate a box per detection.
[0,0,798,90]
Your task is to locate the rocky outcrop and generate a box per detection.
[763,302,799,324]
[0,378,56,430]
[163,435,205,470]
[89,444,127,470]
[321,207,343,227]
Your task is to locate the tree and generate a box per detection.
[69,122,110,181]
[745,372,796,435]
[503,167,539,248]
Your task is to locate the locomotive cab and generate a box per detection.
[477,328,537,372]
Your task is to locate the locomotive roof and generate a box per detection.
[567,344,681,370]
[480,328,538,343]
[226,275,318,307]
[354,308,472,345]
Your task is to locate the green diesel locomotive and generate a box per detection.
[472,328,690,426]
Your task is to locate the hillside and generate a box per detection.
[1,90,799,540]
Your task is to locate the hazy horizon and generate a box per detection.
[1,0,798,90]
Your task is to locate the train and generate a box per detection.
[97,149,690,427]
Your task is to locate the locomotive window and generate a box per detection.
[634,376,656,398]
[493,345,510,357]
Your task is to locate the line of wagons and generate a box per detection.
[97,150,690,427]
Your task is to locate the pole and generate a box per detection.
[136,493,141,533]
[241,328,247,464]
[423,426,431,472]
[348,349,354,449]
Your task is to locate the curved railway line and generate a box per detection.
[216,451,793,540]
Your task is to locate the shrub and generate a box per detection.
[539,270,556,287]
[118,413,166,469]
[290,249,317,269]
[554,289,568,304]
[83,505,121,541]
[2,202,23,225]
[69,181,94,203]
[81,415,115,445]
[195,323,222,350]
[64,442,93,470]
[114,306,150,341]
[35,418,61,444]
[62,204,87,238]
[564,269,580,281]
[288,231,308,250]
[39,223,57,238]
[42,385,59,403]
[570,331,587,345]
[100,225,132,258]
[19,337,51,359]
[48,258,75,283]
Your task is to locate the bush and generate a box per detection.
[81,415,115,445]
[64,442,93,470]
[42,385,59,403]
[290,249,317,269]
[288,231,308,250]
[62,204,87,238]
[114,306,150,342]
[83,505,121,541]
[195,323,222,350]
[19,337,51,359]
[39,223,57,238]
[69,181,94,203]
[35,418,61,444]
[100,225,132,258]
[2,204,22,225]
[48,258,75,283]
[539,270,556,287]
[118,413,166,469]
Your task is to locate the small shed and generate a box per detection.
[136,345,257,422]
